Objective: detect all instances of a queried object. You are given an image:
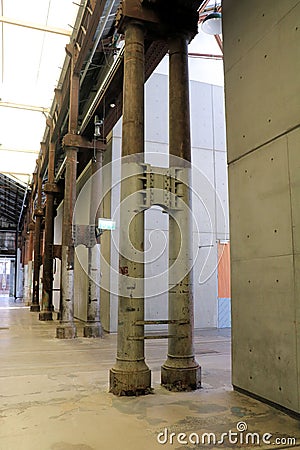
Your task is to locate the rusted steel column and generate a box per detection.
[30,160,43,312]
[25,192,34,305]
[40,123,56,321]
[161,35,201,391]
[110,21,151,396]
[26,223,34,305]
[56,144,78,338]
[56,63,79,339]
[83,149,103,338]
[23,212,30,303]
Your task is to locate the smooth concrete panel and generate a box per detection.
[192,148,216,233]
[231,255,298,412]
[228,137,293,262]
[73,166,91,322]
[193,231,218,328]
[54,203,63,245]
[194,232,217,286]
[144,293,168,332]
[74,246,88,321]
[145,228,168,270]
[52,258,61,311]
[215,151,229,238]
[212,85,226,152]
[145,205,168,231]
[294,254,300,412]
[194,277,218,329]
[100,144,113,332]
[145,73,168,144]
[144,228,168,307]
[145,142,169,168]
[112,117,122,139]
[193,232,218,329]
[53,203,63,311]
[108,136,122,332]
[144,223,168,332]
[224,1,300,162]
[190,82,214,150]
[287,127,300,255]
[223,0,299,72]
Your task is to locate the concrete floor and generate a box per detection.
[0,296,299,450]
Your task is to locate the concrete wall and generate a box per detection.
[100,141,113,332]
[223,0,300,413]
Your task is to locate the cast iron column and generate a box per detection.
[83,149,103,338]
[31,160,43,312]
[27,224,34,305]
[110,21,151,395]
[56,145,78,338]
[161,35,201,391]
[40,124,56,321]
[56,62,79,339]
[23,223,29,302]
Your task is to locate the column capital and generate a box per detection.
[115,0,159,33]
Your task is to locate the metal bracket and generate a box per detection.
[63,133,106,151]
[134,319,189,325]
[139,163,186,211]
[72,225,97,248]
[127,334,187,340]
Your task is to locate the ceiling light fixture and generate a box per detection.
[201,2,222,35]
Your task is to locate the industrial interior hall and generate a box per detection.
[1,0,300,449]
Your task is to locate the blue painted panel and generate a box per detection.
[218,297,231,328]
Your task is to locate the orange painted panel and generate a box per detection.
[218,243,231,298]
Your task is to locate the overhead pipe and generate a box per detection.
[188,52,223,60]
[55,156,67,182]
[80,0,116,87]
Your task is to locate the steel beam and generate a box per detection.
[0,101,49,113]
[0,16,71,36]
[0,147,39,154]
[161,35,201,391]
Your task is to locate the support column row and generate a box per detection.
[109,25,200,395]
